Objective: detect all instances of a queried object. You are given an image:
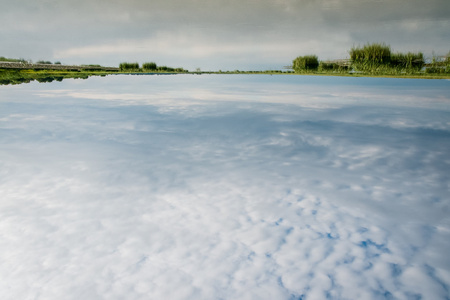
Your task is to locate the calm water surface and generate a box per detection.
[1,75,450,299]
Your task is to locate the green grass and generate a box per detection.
[0,69,110,85]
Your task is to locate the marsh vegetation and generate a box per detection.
[348,43,425,74]
[0,69,105,85]
[293,43,449,77]
[292,55,319,73]
[1,44,449,86]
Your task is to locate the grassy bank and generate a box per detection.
[2,68,449,86]
[0,69,112,85]
[2,48,450,86]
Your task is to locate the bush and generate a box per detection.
[319,62,347,72]
[292,55,319,72]
[157,66,177,72]
[425,67,446,74]
[142,62,157,71]
[318,62,337,71]
[390,52,424,69]
[119,62,140,72]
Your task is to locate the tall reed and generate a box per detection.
[390,52,424,69]
[349,43,391,73]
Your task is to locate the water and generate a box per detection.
[1,75,450,299]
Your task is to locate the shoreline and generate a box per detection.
[1,68,449,86]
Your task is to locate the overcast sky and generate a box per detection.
[1,0,449,70]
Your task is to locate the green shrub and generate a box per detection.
[319,62,336,71]
[390,52,424,69]
[119,62,140,72]
[292,55,319,72]
[445,52,450,72]
[318,62,349,72]
[142,62,157,71]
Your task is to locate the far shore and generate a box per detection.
[1,64,449,86]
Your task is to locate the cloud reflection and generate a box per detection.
[0,75,449,299]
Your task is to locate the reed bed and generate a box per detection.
[318,62,349,73]
[390,52,424,69]
[347,43,427,74]
[292,55,319,72]
[350,43,391,65]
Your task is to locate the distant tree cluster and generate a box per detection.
[0,56,28,63]
[143,62,187,72]
[120,61,187,73]
[142,62,157,71]
[0,57,65,65]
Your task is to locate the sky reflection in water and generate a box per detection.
[1,75,450,299]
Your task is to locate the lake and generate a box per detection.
[1,74,450,299]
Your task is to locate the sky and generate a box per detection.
[0,0,449,70]
[1,75,450,299]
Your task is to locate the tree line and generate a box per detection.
[119,62,188,73]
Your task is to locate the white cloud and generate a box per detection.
[0,75,449,299]
[53,30,347,70]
